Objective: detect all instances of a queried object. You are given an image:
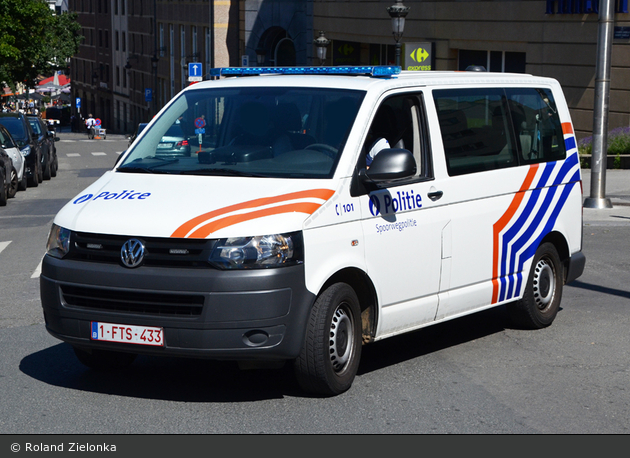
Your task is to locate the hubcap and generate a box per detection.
[533,258,555,311]
[329,304,354,373]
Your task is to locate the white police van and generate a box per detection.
[41,66,585,395]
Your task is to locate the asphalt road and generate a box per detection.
[0,131,628,434]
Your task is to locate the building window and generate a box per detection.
[122,32,126,52]
[458,50,526,73]
[115,31,119,51]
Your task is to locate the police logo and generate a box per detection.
[121,238,145,268]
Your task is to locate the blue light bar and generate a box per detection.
[209,66,401,78]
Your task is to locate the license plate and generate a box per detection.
[157,143,173,148]
[91,322,164,347]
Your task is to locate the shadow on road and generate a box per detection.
[567,280,630,301]
[20,306,514,401]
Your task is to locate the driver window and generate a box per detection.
[362,94,428,178]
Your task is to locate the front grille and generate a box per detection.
[67,232,217,268]
[61,284,204,316]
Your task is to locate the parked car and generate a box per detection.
[0,112,42,187]
[27,114,58,179]
[127,122,148,148]
[0,123,26,192]
[0,146,12,205]
[156,122,191,157]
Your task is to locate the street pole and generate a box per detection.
[584,0,615,209]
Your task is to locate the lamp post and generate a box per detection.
[314,31,330,66]
[151,55,159,116]
[387,1,410,67]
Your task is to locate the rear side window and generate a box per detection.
[434,87,566,176]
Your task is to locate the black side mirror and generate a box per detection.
[360,148,417,183]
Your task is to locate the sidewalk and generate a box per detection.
[581,169,630,226]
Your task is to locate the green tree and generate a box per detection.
[0,0,81,90]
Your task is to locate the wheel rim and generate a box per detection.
[329,302,355,374]
[533,257,555,311]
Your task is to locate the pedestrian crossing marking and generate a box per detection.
[92,152,107,156]
[66,153,80,157]
[31,257,43,279]
[0,241,11,254]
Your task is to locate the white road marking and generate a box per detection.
[66,153,80,157]
[0,241,11,254]
[31,258,43,278]
[92,152,107,156]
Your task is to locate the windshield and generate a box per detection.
[118,86,365,178]
[0,117,27,142]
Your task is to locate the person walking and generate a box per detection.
[85,114,96,139]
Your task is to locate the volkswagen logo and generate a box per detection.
[121,238,145,268]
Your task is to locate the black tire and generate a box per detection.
[37,156,43,183]
[8,167,18,198]
[507,242,563,329]
[51,155,58,177]
[42,153,51,180]
[18,174,27,191]
[0,172,7,206]
[294,283,362,396]
[73,346,137,371]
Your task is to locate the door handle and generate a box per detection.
[427,190,443,201]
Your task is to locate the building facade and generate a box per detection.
[70,1,630,140]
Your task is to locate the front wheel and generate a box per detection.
[294,283,362,396]
[507,242,563,329]
[0,172,7,206]
[8,167,18,198]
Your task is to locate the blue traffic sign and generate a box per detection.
[145,88,152,102]
[76,97,81,108]
[188,62,202,79]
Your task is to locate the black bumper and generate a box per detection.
[41,255,315,361]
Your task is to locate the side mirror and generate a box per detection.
[360,148,417,183]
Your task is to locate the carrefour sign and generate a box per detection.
[403,42,434,71]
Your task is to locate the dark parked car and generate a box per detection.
[27,114,58,179]
[0,112,42,187]
[0,146,13,205]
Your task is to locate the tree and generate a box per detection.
[0,0,81,90]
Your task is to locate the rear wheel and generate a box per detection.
[294,283,362,396]
[51,154,58,177]
[8,167,18,198]
[507,242,563,329]
[0,172,7,206]
[73,346,137,371]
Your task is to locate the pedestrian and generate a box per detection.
[85,114,96,139]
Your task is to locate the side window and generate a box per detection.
[362,93,430,179]
[505,88,566,164]
[434,88,517,176]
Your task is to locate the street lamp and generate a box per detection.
[387,0,410,67]
[314,31,330,66]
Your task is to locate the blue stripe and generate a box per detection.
[565,136,577,152]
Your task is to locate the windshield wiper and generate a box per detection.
[117,166,171,174]
[117,157,179,173]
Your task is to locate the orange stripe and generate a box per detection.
[562,122,573,135]
[491,164,539,303]
[188,202,322,238]
[171,189,334,238]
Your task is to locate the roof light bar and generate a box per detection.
[210,65,401,78]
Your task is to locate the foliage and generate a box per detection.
[578,126,630,157]
[0,0,81,89]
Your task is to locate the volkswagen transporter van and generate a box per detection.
[41,66,585,395]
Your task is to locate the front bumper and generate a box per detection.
[41,255,315,361]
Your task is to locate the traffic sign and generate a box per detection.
[76,97,81,108]
[194,117,206,129]
[95,118,102,127]
[145,88,152,102]
[188,62,203,81]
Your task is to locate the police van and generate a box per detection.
[41,66,585,395]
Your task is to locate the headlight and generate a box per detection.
[21,145,31,157]
[208,231,303,270]
[46,224,71,259]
